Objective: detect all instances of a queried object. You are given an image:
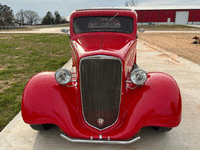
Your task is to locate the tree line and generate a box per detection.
[16,9,68,25]
[42,11,68,25]
[1,0,135,26]
[0,4,14,26]
[15,9,40,25]
[0,3,68,26]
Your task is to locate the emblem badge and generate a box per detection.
[97,118,104,127]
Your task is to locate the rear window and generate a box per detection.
[73,16,133,34]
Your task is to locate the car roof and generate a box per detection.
[75,7,132,12]
[70,8,137,21]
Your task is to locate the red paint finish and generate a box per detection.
[193,9,200,22]
[70,33,137,76]
[136,9,200,23]
[188,10,194,22]
[159,10,175,22]
[136,10,176,23]
[21,9,182,141]
[69,9,138,78]
[74,34,131,52]
[140,10,160,22]
[136,10,143,22]
[22,72,181,140]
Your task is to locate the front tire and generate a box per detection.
[30,124,53,131]
[151,126,173,132]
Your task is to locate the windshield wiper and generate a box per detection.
[107,13,119,23]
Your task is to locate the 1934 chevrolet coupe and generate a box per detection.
[21,8,182,144]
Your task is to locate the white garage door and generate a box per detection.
[175,11,189,25]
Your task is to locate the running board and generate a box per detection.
[60,134,140,144]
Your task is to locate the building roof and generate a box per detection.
[76,6,200,12]
[130,5,200,10]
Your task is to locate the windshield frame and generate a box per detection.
[73,16,134,34]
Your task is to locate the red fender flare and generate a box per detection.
[21,72,181,140]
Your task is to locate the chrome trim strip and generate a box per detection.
[71,80,77,82]
[125,86,138,89]
[79,55,123,131]
[66,84,77,87]
[80,55,122,60]
[60,134,140,144]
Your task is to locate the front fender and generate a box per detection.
[22,72,181,140]
[127,72,182,126]
[102,72,182,139]
[21,72,98,138]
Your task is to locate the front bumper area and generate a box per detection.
[22,72,181,142]
[60,134,141,144]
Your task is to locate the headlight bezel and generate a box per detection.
[55,68,72,85]
[130,68,147,86]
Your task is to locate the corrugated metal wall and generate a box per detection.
[136,9,200,25]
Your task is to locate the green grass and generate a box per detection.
[137,25,200,31]
[0,34,71,131]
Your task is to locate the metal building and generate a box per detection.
[132,6,200,25]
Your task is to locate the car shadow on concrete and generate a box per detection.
[32,126,175,150]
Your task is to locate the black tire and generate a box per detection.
[151,126,173,132]
[30,124,53,131]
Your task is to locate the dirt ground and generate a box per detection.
[138,25,200,31]
[139,33,200,65]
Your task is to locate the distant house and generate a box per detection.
[132,6,200,25]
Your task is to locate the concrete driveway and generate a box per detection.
[0,27,69,34]
[0,26,199,34]
[0,37,200,149]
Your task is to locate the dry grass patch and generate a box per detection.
[138,25,200,31]
[139,33,200,65]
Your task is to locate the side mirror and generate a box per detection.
[61,29,71,38]
[137,28,145,39]
[61,29,69,33]
[138,28,145,33]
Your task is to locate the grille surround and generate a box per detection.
[80,55,122,130]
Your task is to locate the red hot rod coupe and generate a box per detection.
[21,8,182,144]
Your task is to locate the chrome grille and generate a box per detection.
[80,56,122,130]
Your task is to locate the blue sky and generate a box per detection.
[1,0,200,19]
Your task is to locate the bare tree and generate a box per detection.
[24,10,39,25]
[15,9,25,25]
[125,1,129,7]
[124,0,138,7]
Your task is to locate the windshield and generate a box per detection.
[73,16,133,34]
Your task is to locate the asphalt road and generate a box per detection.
[0,29,200,149]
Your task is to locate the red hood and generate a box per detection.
[74,34,132,52]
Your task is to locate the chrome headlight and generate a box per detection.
[130,68,147,86]
[55,68,72,85]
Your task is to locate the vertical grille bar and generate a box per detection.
[80,56,122,130]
